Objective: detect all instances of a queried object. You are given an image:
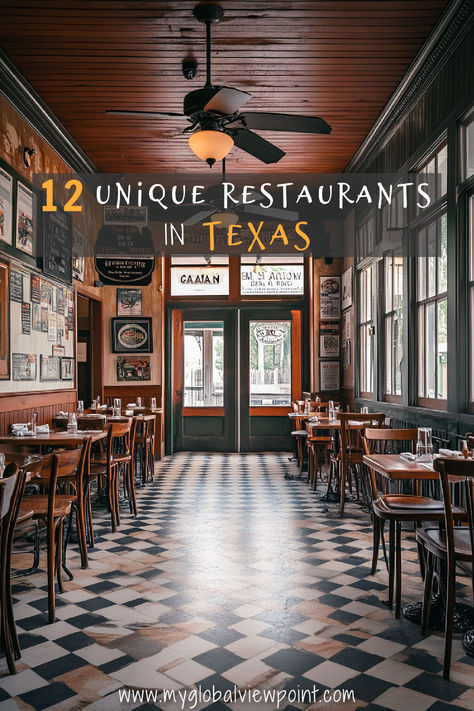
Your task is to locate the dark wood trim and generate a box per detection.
[385,394,402,404]
[291,308,302,400]
[345,0,474,172]
[0,389,76,413]
[182,407,225,417]
[0,49,96,173]
[249,406,289,417]
[418,397,448,411]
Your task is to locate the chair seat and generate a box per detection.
[416,527,473,561]
[16,509,34,523]
[384,495,447,510]
[291,430,307,437]
[374,494,464,521]
[19,495,73,519]
[91,453,131,466]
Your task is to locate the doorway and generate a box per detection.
[77,293,103,406]
[169,306,302,452]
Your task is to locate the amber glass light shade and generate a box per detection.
[188,130,234,167]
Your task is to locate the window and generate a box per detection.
[183,321,224,407]
[417,213,448,401]
[462,114,474,180]
[417,142,448,204]
[249,321,291,406]
[359,263,376,395]
[469,196,474,402]
[384,250,404,397]
[357,215,375,262]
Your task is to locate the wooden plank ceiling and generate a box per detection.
[1,0,449,173]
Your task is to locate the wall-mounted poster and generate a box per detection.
[16,181,35,256]
[320,334,340,358]
[0,166,13,245]
[342,267,353,310]
[9,270,23,302]
[40,307,49,333]
[30,274,41,303]
[32,303,41,331]
[12,353,36,381]
[320,360,340,391]
[57,286,65,315]
[42,205,72,283]
[40,354,60,381]
[0,261,9,379]
[60,357,74,381]
[72,227,85,282]
[320,276,340,320]
[52,345,65,357]
[21,302,31,335]
[48,312,57,342]
[112,317,153,353]
[117,355,151,381]
[117,288,142,316]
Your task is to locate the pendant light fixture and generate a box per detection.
[188,127,234,167]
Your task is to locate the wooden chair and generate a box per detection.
[335,412,385,517]
[1,462,28,674]
[90,419,137,531]
[134,417,156,484]
[417,458,474,680]
[18,450,80,622]
[290,401,307,476]
[306,402,339,489]
[362,428,462,618]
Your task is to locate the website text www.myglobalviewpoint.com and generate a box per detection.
[117,685,356,708]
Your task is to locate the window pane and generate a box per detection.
[418,306,425,398]
[385,318,392,394]
[438,214,448,293]
[250,321,291,406]
[437,299,447,399]
[427,222,437,298]
[425,302,436,398]
[240,264,304,295]
[466,119,474,179]
[393,312,403,395]
[437,144,448,196]
[384,254,392,313]
[469,196,474,282]
[393,254,404,310]
[184,322,224,407]
[417,230,426,300]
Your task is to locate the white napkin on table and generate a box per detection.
[36,424,49,434]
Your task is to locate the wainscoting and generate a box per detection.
[0,389,77,433]
[104,384,163,457]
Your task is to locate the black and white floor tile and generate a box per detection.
[1,453,473,710]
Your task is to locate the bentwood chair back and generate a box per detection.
[417,458,474,680]
[362,428,419,499]
[337,412,385,516]
[1,462,28,673]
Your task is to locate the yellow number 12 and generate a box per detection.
[42,178,83,212]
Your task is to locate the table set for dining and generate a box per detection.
[288,398,474,679]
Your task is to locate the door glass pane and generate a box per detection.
[249,321,291,406]
[425,302,436,398]
[183,321,224,407]
[438,214,448,293]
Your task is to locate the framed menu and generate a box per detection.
[16,181,35,256]
[40,354,60,381]
[12,353,36,381]
[320,360,340,391]
[320,276,341,320]
[0,166,13,246]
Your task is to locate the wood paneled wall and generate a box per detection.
[0,389,77,433]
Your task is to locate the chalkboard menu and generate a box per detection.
[42,205,72,283]
[94,224,154,286]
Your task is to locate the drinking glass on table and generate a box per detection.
[416,427,433,462]
[328,400,335,420]
[361,406,369,414]
[91,399,97,411]
[137,397,142,407]
[151,397,157,410]
[77,400,84,415]
[67,412,78,434]
[0,453,5,476]
[113,398,122,418]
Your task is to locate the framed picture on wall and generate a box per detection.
[319,360,340,391]
[112,317,153,353]
[60,357,74,381]
[72,227,85,282]
[117,355,151,381]
[0,260,10,379]
[42,204,72,283]
[342,267,353,310]
[0,165,14,246]
[319,276,340,320]
[12,353,36,381]
[15,181,35,257]
[40,355,61,381]
[117,288,142,316]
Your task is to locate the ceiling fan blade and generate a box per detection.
[183,208,216,226]
[241,204,299,222]
[106,109,183,119]
[230,128,285,164]
[242,112,331,134]
[204,86,252,116]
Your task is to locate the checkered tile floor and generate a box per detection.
[1,453,473,710]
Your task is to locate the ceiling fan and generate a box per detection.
[106,3,332,166]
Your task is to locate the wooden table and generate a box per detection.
[363,453,438,481]
[0,430,106,447]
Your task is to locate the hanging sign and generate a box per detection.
[94,224,155,285]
